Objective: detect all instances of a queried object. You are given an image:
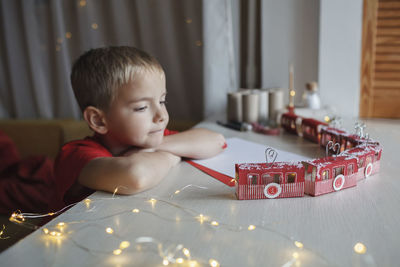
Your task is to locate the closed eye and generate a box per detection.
[134,106,148,112]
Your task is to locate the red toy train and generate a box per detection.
[235,112,382,200]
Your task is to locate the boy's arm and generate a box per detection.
[157,128,226,159]
[77,151,180,195]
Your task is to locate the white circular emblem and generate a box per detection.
[264,183,282,199]
[365,163,373,178]
[333,175,345,191]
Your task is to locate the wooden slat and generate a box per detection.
[371,89,400,118]
[379,2,400,9]
[376,36,400,45]
[378,10,400,19]
[372,88,400,97]
[375,54,400,61]
[376,45,400,53]
[374,71,400,79]
[377,28,400,36]
[377,19,400,27]
[375,62,400,71]
[374,80,400,88]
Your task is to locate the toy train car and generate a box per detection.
[281,112,302,135]
[341,144,382,181]
[235,145,382,200]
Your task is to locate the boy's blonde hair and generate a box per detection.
[71,46,164,112]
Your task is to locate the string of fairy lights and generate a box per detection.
[5,183,370,266]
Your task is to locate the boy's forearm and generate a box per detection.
[157,128,226,159]
[127,151,181,192]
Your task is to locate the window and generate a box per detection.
[273,173,281,184]
[262,173,273,185]
[286,173,296,183]
[311,167,316,182]
[358,158,365,168]
[348,164,354,175]
[366,156,372,165]
[333,166,344,177]
[322,170,330,180]
[247,174,258,185]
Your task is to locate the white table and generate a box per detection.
[1,118,399,266]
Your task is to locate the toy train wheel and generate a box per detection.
[333,175,345,191]
[264,183,282,199]
[365,163,373,178]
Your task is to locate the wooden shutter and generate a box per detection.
[360,0,400,118]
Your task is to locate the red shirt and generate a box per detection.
[54,129,177,207]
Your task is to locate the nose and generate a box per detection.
[153,106,167,123]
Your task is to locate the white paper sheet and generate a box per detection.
[192,137,311,178]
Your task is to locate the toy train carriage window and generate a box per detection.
[262,173,273,185]
[247,173,259,185]
[358,157,365,168]
[286,173,296,183]
[348,163,354,175]
[321,131,332,146]
[322,169,330,180]
[333,165,344,177]
[302,162,317,182]
[366,155,372,166]
[374,150,381,161]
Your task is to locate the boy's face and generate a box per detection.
[104,70,169,150]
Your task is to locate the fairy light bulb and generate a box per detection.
[43,228,49,234]
[132,209,140,213]
[120,241,130,249]
[84,198,91,208]
[248,225,256,231]
[176,258,184,264]
[113,249,122,255]
[174,190,180,194]
[209,259,220,267]
[211,221,219,226]
[183,248,190,258]
[163,258,169,265]
[105,227,114,234]
[354,242,367,254]
[292,252,299,259]
[294,241,304,249]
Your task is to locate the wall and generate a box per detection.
[318,0,363,118]
[261,0,320,106]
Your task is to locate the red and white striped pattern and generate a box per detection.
[236,183,304,200]
[305,174,357,196]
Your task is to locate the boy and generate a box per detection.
[54,46,226,206]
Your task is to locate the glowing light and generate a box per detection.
[294,241,304,249]
[50,231,57,236]
[84,198,91,208]
[58,222,65,227]
[163,258,169,265]
[188,261,199,267]
[211,221,219,226]
[43,228,49,234]
[183,248,190,257]
[106,227,114,234]
[176,258,184,264]
[248,225,256,231]
[324,116,330,122]
[113,249,122,255]
[65,32,72,39]
[209,259,220,267]
[48,212,55,216]
[79,0,86,7]
[354,242,367,254]
[175,190,180,194]
[186,18,192,24]
[292,252,299,259]
[10,212,25,223]
[132,209,140,213]
[120,241,130,249]
[290,90,296,97]
[149,198,157,204]
[197,214,205,224]
[92,23,98,30]
[195,40,202,47]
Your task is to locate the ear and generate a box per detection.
[83,106,108,135]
